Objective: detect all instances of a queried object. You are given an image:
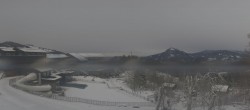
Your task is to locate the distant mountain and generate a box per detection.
[1,41,246,65]
[142,48,246,65]
[143,48,192,64]
[191,50,244,63]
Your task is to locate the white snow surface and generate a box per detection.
[64,81,146,102]
[73,76,155,101]
[72,76,106,83]
[0,77,248,110]
[18,47,47,53]
[69,53,88,61]
[0,47,15,52]
[69,53,109,61]
[46,54,68,58]
[107,78,155,100]
[0,77,154,110]
[27,46,54,53]
[70,53,104,57]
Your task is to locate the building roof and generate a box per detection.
[212,85,229,93]
[163,83,176,88]
[18,47,47,53]
[35,68,53,72]
[46,54,68,59]
[42,74,62,81]
[0,47,15,52]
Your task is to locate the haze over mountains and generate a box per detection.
[143,48,246,65]
[0,41,247,65]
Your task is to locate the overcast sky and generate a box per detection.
[0,0,250,55]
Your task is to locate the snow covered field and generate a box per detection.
[1,76,249,110]
[72,76,106,83]
[72,76,155,101]
[0,77,154,110]
[107,78,155,100]
[64,81,146,102]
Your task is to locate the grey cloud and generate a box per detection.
[0,0,249,55]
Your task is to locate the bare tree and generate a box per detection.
[185,75,200,110]
[155,83,175,110]
[197,73,226,110]
[183,73,220,110]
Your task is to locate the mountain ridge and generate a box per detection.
[0,41,247,65]
[143,48,247,65]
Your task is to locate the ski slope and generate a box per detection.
[0,77,154,110]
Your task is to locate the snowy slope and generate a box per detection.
[64,81,146,102]
[0,77,154,110]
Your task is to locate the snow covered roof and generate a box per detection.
[46,54,68,59]
[35,68,53,72]
[212,85,229,93]
[70,53,104,58]
[0,47,15,52]
[27,46,54,53]
[69,53,88,61]
[53,70,74,75]
[19,47,47,53]
[163,83,176,88]
[42,74,61,81]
